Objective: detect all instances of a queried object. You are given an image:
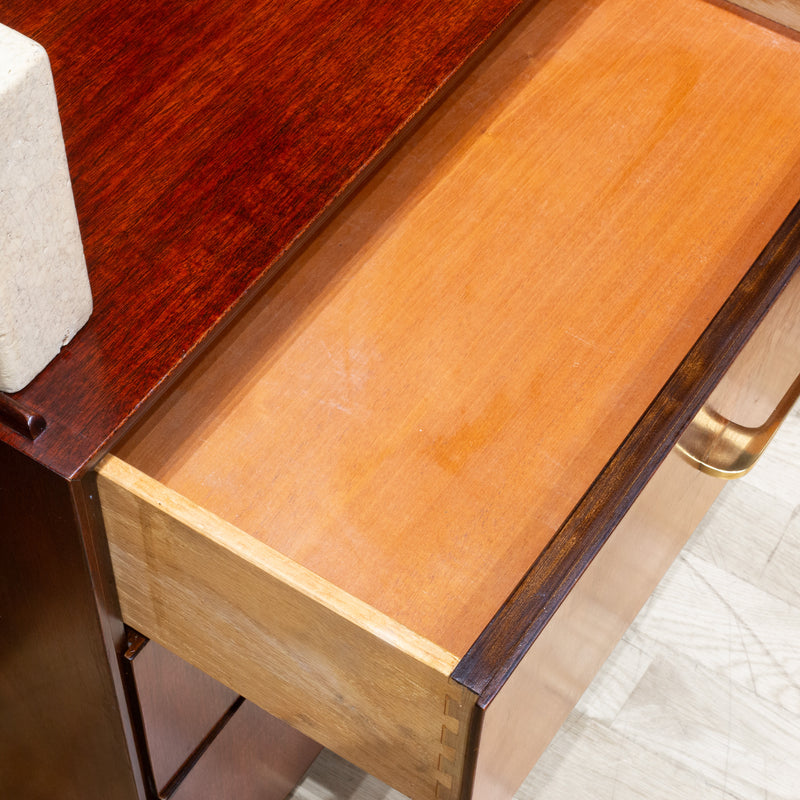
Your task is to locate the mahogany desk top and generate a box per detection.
[1,0,535,478]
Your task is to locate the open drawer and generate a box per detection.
[96,0,800,798]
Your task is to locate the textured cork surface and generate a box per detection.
[0,24,91,394]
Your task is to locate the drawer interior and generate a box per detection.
[99,0,800,797]
[112,0,800,657]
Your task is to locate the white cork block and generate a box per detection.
[1,24,92,394]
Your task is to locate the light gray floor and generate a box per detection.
[288,403,800,800]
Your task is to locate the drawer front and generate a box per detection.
[98,458,476,800]
[472,443,727,798]
[125,632,239,793]
[471,265,800,799]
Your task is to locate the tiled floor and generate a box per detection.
[289,403,800,800]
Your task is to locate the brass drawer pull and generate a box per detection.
[676,372,800,479]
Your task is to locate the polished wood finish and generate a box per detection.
[0,3,571,797]
[99,2,800,798]
[98,456,475,800]
[4,1,800,799]
[287,407,800,799]
[0,394,46,440]
[126,636,238,793]
[116,0,800,657]
[0,442,142,800]
[0,0,536,478]
[171,701,322,800]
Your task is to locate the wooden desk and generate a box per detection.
[1,1,799,798]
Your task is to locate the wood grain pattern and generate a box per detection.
[461,178,800,796]
[470,257,799,794]
[116,0,800,659]
[286,406,800,800]
[528,404,800,800]
[623,553,800,723]
[455,206,800,699]
[3,2,798,799]
[607,652,799,797]
[0,0,537,478]
[456,196,800,695]
[520,713,746,800]
[97,455,476,800]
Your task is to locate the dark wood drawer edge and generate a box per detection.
[452,195,800,705]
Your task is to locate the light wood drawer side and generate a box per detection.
[97,456,477,800]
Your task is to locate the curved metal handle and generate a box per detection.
[676,372,800,480]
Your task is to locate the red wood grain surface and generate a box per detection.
[1,0,534,477]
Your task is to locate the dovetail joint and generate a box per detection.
[434,692,466,800]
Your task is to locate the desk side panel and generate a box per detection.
[0,443,142,800]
